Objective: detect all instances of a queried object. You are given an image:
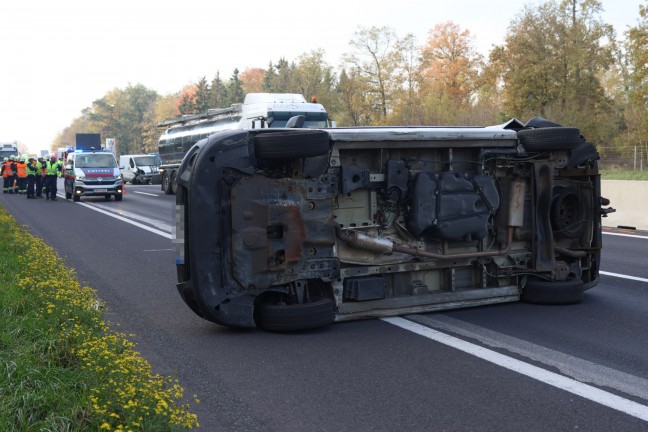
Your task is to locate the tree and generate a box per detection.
[420,22,483,109]
[386,33,423,125]
[239,68,266,94]
[293,49,337,112]
[626,2,648,146]
[492,0,615,142]
[194,77,210,112]
[344,26,399,123]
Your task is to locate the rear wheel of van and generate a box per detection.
[521,276,585,305]
[255,297,335,332]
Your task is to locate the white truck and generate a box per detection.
[157,93,330,194]
[0,142,19,160]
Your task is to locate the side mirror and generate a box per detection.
[119,165,125,169]
[285,115,306,128]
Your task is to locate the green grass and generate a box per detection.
[0,207,199,431]
[600,169,648,181]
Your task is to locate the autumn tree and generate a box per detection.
[420,22,483,110]
[239,68,266,94]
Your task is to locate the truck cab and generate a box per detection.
[64,150,123,201]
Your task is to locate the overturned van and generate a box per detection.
[174,118,614,331]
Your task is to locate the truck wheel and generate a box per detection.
[521,276,585,305]
[255,297,334,332]
[518,127,581,151]
[162,172,173,195]
[253,130,330,160]
[171,171,178,194]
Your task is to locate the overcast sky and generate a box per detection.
[0,0,642,153]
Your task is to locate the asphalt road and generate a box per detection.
[2,182,647,431]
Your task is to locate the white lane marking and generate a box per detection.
[74,201,171,239]
[408,314,648,402]
[603,232,648,240]
[133,191,159,197]
[600,271,648,283]
[383,316,648,423]
[143,249,174,252]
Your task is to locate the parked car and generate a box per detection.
[174,118,613,331]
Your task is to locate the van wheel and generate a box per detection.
[255,297,334,331]
[518,127,581,151]
[253,130,330,160]
[521,277,585,305]
[115,193,123,201]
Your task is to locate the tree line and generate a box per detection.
[53,0,647,168]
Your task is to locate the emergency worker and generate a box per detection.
[44,154,63,200]
[15,156,27,194]
[9,155,17,194]
[35,156,44,198]
[2,157,12,193]
[26,157,38,199]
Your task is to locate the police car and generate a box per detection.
[64,150,123,201]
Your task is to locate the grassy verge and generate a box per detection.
[600,169,648,181]
[0,206,199,431]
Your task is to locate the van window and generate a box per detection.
[133,156,158,166]
[75,154,117,168]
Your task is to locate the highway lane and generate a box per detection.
[2,185,648,431]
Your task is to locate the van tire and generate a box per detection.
[521,277,585,305]
[115,193,123,201]
[255,297,334,331]
[518,127,581,151]
[254,130,330,160]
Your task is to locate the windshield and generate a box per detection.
[75,154,117,168]
[0,150,17,159]
[133,156,158,166]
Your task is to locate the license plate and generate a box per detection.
[95,189,107,192]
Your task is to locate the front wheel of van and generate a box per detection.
[115,193,123,201]
[255,297,334,332]
[253,130,330,160]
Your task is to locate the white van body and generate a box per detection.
[119,154,160,184]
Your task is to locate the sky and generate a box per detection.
[0,0,643,154]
